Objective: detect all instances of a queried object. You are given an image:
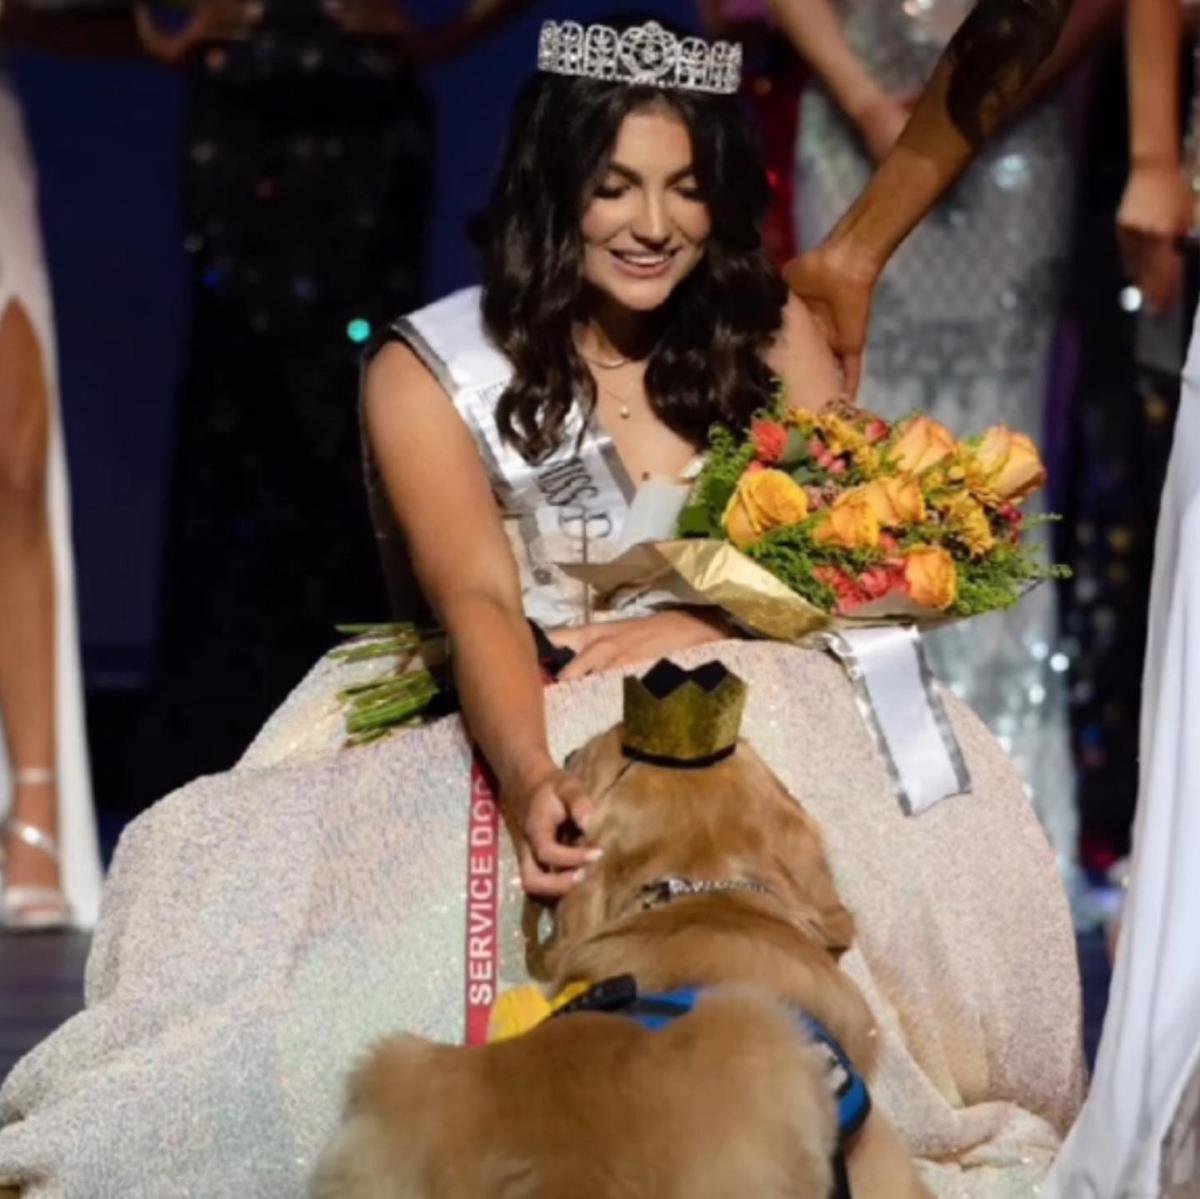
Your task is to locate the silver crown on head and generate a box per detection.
[537,20,742,96]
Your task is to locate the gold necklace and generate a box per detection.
[593,371,643,421]
[603,389,633,420]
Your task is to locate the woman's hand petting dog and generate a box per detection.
[512,766,600,899]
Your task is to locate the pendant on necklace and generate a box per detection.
[619,405,631,420]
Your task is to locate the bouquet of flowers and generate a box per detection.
[568,401,1067,638]
[332,402,1067,744]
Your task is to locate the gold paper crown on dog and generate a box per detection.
[621,660,748,767]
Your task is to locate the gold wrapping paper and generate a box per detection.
[560,539,945,641]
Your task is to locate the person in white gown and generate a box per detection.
[0,13,1086,1199]
[1043,0,1200,1189]
[0,32,102,930]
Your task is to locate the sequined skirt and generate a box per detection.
[0,642,1083,1196]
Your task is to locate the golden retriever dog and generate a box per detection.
[312,725,931,1199]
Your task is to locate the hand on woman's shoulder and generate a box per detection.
[764,292,843,414]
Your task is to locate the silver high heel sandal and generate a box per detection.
[2,768,72,933]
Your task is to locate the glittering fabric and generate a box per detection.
[795,0,1078,875]
[0,641,1081,1197]
[1163,1060,1200,1196]
[140,13,433,795]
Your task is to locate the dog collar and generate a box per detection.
[637,875,774,911]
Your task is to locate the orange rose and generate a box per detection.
[854,476,926,528]
[723,469,810,547]
[903,546,958,611]
[941,492,995,557]
[967,426,1047,504]
[811,490,881,551]
[890,415,957,474]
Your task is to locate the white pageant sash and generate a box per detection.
[817,625,971,815]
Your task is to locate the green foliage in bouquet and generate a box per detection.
[939,517,1070,617]
[329,624,447,745]
[677,424,755,538]
[677,402,1070,620]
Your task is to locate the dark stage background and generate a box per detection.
[9,0,696,838]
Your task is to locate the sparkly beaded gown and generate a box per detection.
[795,0,1078,874]
[0,290,1084,1198]
[141,4,432,799]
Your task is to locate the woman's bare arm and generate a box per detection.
[766,0,907,161]
[766,292,845,411]
[1126,0,1180,169]
[765,0,882,117]
[1116,0,1188,312]
[365,344,595,895]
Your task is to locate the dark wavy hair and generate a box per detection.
[472,28,787,463]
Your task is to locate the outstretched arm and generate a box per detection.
[785,0,1079,397]
[366,344,598,899]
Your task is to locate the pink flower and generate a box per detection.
[865,419,890,445]
[814,564,869,614]
[857,565,903,600]
[751,420,788,465]
[828,458,848,476]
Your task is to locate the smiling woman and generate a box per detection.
[0,16,1081,1197]
[579,114,711,306]
[470,45,799,467]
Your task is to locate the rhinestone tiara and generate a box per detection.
[537,20,743,96]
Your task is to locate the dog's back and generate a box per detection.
[312,987,838,1199]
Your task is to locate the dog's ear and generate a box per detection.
[758,767,857,957]
[565,726,628,800]
[814,897,855,957]
[796,845,856,956]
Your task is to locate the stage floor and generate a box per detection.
[0,931,89,1083]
